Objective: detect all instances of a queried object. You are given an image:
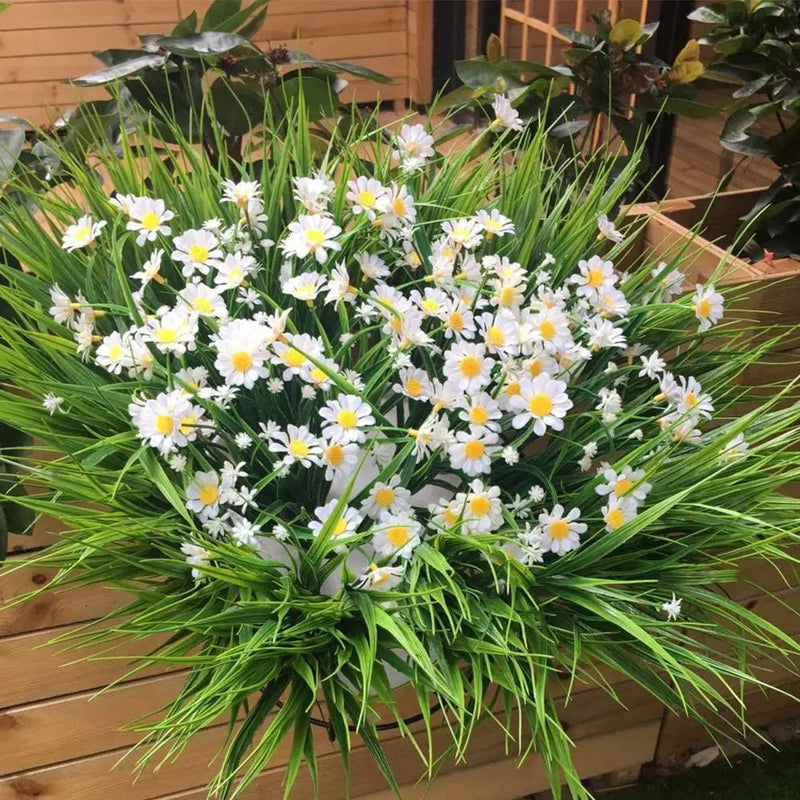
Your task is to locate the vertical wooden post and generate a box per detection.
[544,0,555,64]
[408,0,434,104]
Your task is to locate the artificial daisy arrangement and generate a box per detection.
[1,107,799,800]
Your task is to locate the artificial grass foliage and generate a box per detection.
[613,738,800,799]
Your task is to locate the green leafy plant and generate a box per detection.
[0,0,390,205]
[448,12,712,160]
[691,0,800,257]
[0,104,799,800]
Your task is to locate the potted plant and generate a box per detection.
[1,97,799,800]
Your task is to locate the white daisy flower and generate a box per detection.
[42,393,65,415]
[319,395,375,443]
[457,392,502,432]
[661,593,683,621]
[490,94,523,131]
[693,284,724,331]
[573,255,617,298]
[129,389,200,454]
[48,285,77,325]
[639,350,666,379]
[535,504,586,555]
[309,500,363,546]
[212,318,270,388]
[214,252,257,290]
[172,228,222,277]
[356,252,390,281]
[443,342,493,393]
[596,466,651,506]
[292,173,335,214]
[460,479,503,533]
[597,213,624,243]
[132,248,165,287]
[321,436,360,481]
[168,453,187,472]
[509,373,573,435]
[652,263,685,301]
[346,176,390,220]
[441,218,483,250]
[602,495,638,531]
[324,261,356,306]
[181,541,211,581]
[281,271,326,303]
[448,426,500,476]
[179,282,228,320]
[354,562,405,591]
[271,332,324,381]
[585,316,627,350]
[362,475,412,519]
[126,197,174,246]
[221,179,262,213]
[95,330,133,375]
[529,306,573,353]
[384,182,416,224]
[392,123,434,171]
[186,470,223,520]
[372,512,422,560]
[675,376,714,418]
[281,213,342,264]
[270,424,323,467]
[392,367,432,402]
[597,387,623,422]
[442,297,476,341]
[61,215,106,251]
[141,306,198,356]
[109,193,137,216]
[474,209,514,238]
[721,432,748,460]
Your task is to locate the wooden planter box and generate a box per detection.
[2,189,800,797]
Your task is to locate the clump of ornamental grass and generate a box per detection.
[1,100,800,800]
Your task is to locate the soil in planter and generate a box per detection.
[610,736,800,799]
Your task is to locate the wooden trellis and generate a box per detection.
[500,0,651,66]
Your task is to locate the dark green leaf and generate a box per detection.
[555,26,597,47]
[201,0,241,31]
[687,4,729,24]
[157,32,247,57]
[732,74,772,98]
[171,10,198,37]
[713,34,753,55]
[71,54,167,86]
[276,75,338,122]
[454,59,528,90]
[209,78,265,135]
[288,52,393,84]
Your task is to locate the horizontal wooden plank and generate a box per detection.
[0,680,660,800]
[0,673,186,775]
[0,561,127,637]
[181,0,404,19]
[7,514,64,555]
[0,82,107,109]
[1,0,180,30]
[0,625,172,708]
[0,25,148,58]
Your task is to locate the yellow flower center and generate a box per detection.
[499,286,515,306]
[451,226,470,241]
[505,380,521,398]
[464,440,485,460]
[695,298,712,317]
[527,359,543,377]
[405,378,422,397]
[194,297,214,314]
[443,508,459,525]
[156,327,177,344]
[310,367,328,385]
[539,320,556,340]
[283,349,306,368]
[374,487,395,508]
[326,443,344,467]
[180,414,197,435]
[422,298,440,314]
[548,519,569,539]
[371,567,390,586]
[392,197,407,216]
[470,406,489,425]
[387,525,410,546]
[615,478,634,495]
[231,351,252,372]
[605,508,626,530]
[188,243,209,263]
[140,210,161,231]
[487,326,505,347]
[485,218,502,232]
[587,268,605,287]
[459,355,481,378]
[684,391,698,408]
[357,190,376,207]
[108,344,123,361]
[333,517,348,537]
[529,393,553,417]
[226,267,243,285]
[448,311,464,331]
[305,228,325,248]
[469,496,491,516]
[289,439,309,457]
[390,315,403,332]
[198,484,218,506]
[75,225,91,241]
[155,414,174,435]
[337,409,359,429]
